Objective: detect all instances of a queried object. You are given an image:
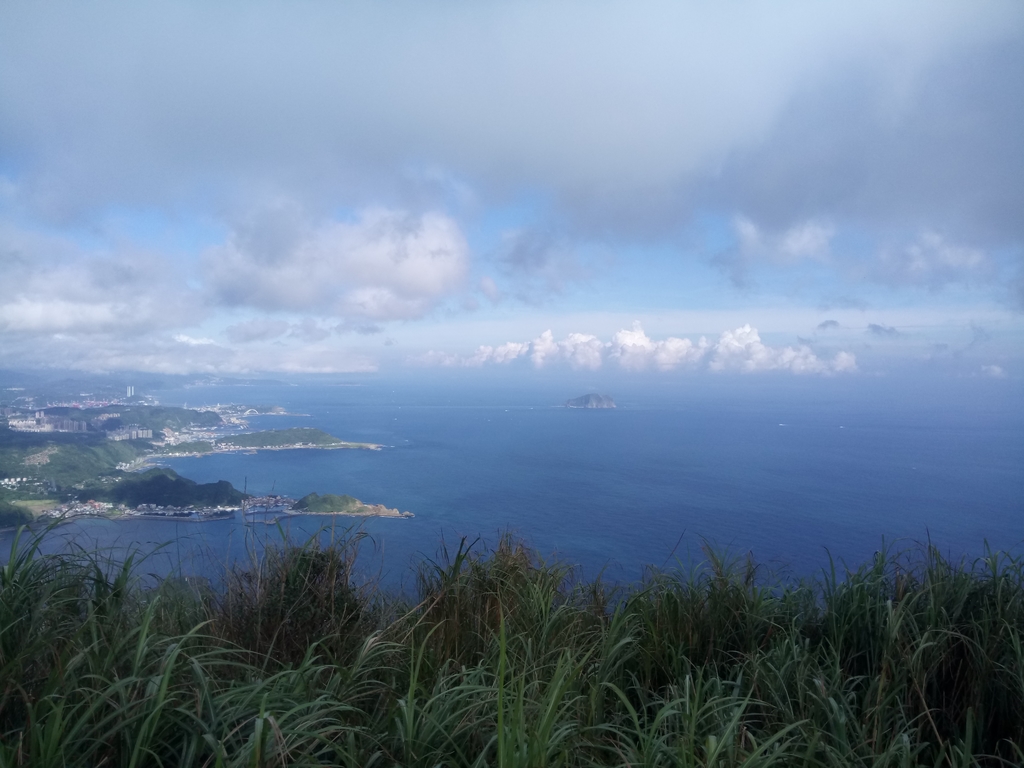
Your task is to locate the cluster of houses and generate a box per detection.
[41,501,241,521]
[41,500,117,519]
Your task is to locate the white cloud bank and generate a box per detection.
[0,221,202,337]
[709,325,856,374]
[417,322,856,375]
[205,206,469,321]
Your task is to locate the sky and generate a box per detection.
[1,1,1022,381]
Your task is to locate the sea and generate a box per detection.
[5,373,1022,591]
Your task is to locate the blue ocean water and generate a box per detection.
[7,375,1022,589]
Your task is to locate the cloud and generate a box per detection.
[608,322,707,371]
[819,296,870,311]
[492,229,597,303]
[1011,272,1024,311]
[489,342,530,364]
[1,1,1017,249]
[708,324,854,374]
[173,334,216,346]
[204,205,469,321]
[817,320,841,331]
[423,322,855,375]
[528,325,702,371]
[479,276,501,302]
[717,216,834,285]
[779,221,834,261]
[867,323,900,337]
[226,317,382,344]
[0,328,379,375]
[0,298,119,334]
[707,31,1024,248]
[225,319,290,344]
[0,220,202,336]
[734,217,833,263]
[289,318,333,342]
[542,332,604,370]
[981,364,1006,378]
[872,231,993,289]
[832,351,859,373]
[530,330,560,368]
[968,324,991,348]
[0,3,1020,376]
[415,341,529,368]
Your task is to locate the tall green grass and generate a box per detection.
[0,527,1021,766]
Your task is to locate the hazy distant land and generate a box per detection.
[0,399,396,525]
[565,393,616,409]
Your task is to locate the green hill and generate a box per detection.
[0,427,148,488]
[218,428,343,449]
[82,468,245,508]
[36,405,223,433]
[0,500,32,527]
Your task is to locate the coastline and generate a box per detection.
[154,441,385,462]
[293,505,413,519]
[246,507,414,524]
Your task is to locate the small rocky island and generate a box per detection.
[565,393,616,409]
[293,492,413,518]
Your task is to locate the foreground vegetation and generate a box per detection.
[0,529,1021,767]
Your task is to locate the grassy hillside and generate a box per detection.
[0,534,1020,766]
[0,426,147,488]
[85,405,222,433]
[43,441,145,485]
[218,427,342,448]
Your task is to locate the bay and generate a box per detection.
[5,375,1022,590]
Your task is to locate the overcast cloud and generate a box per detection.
[0,1,1021,375]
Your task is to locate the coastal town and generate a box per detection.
[29,494,413,526]
[39,499,242,522]
[1,387,401,527]
[2,392,380,457]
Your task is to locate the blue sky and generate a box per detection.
[0,1,1021,380]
